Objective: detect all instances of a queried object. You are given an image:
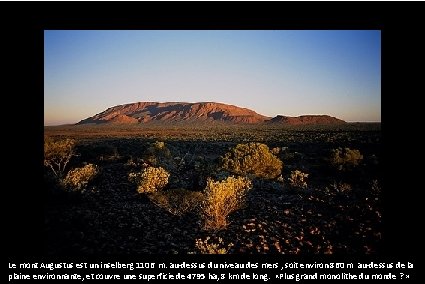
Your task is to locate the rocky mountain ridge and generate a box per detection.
[77,102,346,125]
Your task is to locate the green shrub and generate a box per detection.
[221,143,282,179]
[201,176,252,231]
[288,170,309,189]
[148,188,204,216]
[330,147,363,170]
[63,163,99,191]
[129,166,170,193]
[44,137,76,178]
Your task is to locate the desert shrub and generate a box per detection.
[221,142,282,179]
[148,188,204,216]
[125,157,137,167]
[195,236,233,254]
[288,170,309,189]
[63,163,99,191]
[99,146,120,161]
[271,147,281,155]
[276,175,284,183]
[145,141,171,166]
[371,179,381,194]
[267,174,285,191]
[330,147,363,170]
[128,166,170,193]
[44,137,76,178]
[330,181,352,193]
[201,176,252,231]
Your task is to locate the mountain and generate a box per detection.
[77,102,269,124]
[76,102,346,125]
[267,115,346,125]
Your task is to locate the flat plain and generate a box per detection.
[44,123,381,254]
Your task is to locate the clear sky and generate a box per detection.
[44,30,381,125]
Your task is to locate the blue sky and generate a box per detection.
[44,30,380,125]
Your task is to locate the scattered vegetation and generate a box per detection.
[45,124,382,255]
[44,137,76,178]
[129,166,170,193]
[148,188,204,216]
[288,170,309,189]
[63,163,99,191]
[271,147,281,155]
[221,142,282,179]
[330,181,352,193]
[330,147,363,171]
[195,236,234,254]
[201,176,252,231]
[145,141,171,166]
[371,179,381,194]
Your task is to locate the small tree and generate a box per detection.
[44,137,76,178]
[221,143,282,179]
